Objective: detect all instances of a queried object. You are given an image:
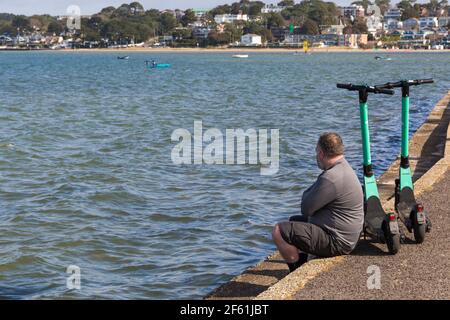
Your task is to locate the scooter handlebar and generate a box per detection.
[375,88,395,95]
[336,83,394,95]
[337,83,353,90]
[413,78,434,85]
[375,78,434,89]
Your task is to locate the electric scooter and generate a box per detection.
[374,79,433,243]
[337,83,401,254]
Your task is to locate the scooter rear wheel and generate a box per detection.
[413,220,426,244]
[382,221,400,255]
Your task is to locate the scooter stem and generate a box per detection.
[401,95,410,163]
[360,101,372,169]
[401,84,410,163]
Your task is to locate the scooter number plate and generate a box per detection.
[389,221,400,234]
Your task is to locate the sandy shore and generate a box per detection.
[20,46,450,53]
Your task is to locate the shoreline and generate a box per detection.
[2,47,450,53]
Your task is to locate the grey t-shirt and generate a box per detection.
[301,158,364,254]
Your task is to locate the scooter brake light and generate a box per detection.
[417,204,424,212]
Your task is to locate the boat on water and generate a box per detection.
[374,56,392,61]
[145,60,171,69]
[151,64,171,69]
[118,56,129,60]
[232,54,249,58]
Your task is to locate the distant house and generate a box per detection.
[270,27,288,42]
[240,34,262,46]
[192,8,210,19]
[366,15,382,35]
[398,30,434,48]
[57,14,92,20]
[403,18,420,31]
[384,19,403,31]
[321,23,345,36]
[13,35,27,46]
[214,13,248,24]
[261,4,286,14]
[0,35,13,45]
[384,9,402,20]
[192,27,211,40]
[419,17,438,29]
[340,5,365,19]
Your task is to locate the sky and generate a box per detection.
[0,0,368,16]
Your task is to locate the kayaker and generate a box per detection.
[152,60,157,68]
[272,132,364,272]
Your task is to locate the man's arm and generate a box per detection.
[301,175,337,217]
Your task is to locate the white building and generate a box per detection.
[420,17,438,30]
[261,4,285,14]
[366,15,383,35]
[384,19,403,31]
[321,24,345,36]
[192,8,210,19]
[340,5,365,19]
[240,34,262,46]
[0,35,13,45]
[214,14,248,24]
[193,27,211,39]
[321,19,345,36]
[384,9,402,20]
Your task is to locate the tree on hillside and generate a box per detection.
[278,0,295,6]
[397,0,416,10]
[225,23,243,42]
[207,30,234,45]
[181,9,197,27]
[352,17,368,33]
[210,4,232,16]
[375,0,391,15]
[12,16,30,31]
[281,0,338,27]
[100,6,116,16]
[265,12,285,29]
[299,19,319,34]
[47,21,64,34]
[309,0,339,26]
[248,1,266,16]
[114,4,131,17]
[243,21,266,34]
[159,12,178,34]
[129,2,145,15]
[402,7,420,19]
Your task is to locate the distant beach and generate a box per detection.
[3,46,449,53]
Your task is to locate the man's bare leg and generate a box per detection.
[272,224,309,272]
[272,224,299,262]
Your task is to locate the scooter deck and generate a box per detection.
[396,187,416,221]
[365,196,386,236]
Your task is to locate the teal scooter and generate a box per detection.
[374,79,433,243]
[337,83,401,254]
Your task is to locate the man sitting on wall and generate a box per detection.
[272,132,364,272]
